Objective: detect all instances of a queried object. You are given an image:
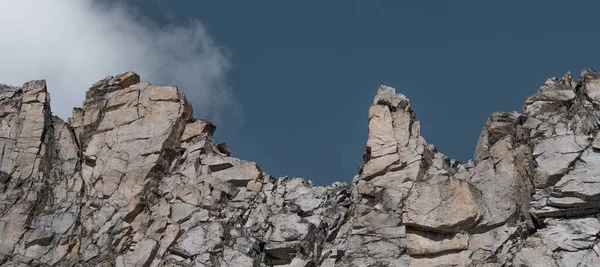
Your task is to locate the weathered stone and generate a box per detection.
[539,217,600,252]
[403,176,482,233]
[3,70,600,266]
[170,202,197,223]
[267,214,310,242]
[181,120,215,142]
[468,225,517,262]
[512,236,557,267]
[410,251,472,267]
[123,239,158,267]
[171,222,224,257]
[554,148,600,201]
[212,162,261,187]
[361,153,399,179]
[220,247,255,267]
[582,69,600,103]
[216,142,231,156]
[532,135,587,187]
[406,229,469,255]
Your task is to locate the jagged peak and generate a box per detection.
[580,68,600,79]
[2,70,600,266]
[373,84,411,110]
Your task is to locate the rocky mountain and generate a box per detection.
[1,70,599,266]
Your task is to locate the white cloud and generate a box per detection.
[0,0,238,125]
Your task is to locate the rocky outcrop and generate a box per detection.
[1,70,600,266]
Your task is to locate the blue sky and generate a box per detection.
[126,1,600,185]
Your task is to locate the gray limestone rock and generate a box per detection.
[403,176,483,233]
[2,70,600,266]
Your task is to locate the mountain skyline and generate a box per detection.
[3,1,600,185]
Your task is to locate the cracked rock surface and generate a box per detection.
[1,70,600,266]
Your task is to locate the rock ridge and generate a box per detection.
[1,70,600,266]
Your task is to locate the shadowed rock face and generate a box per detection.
[0,70,599,266]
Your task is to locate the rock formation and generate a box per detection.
[1,70,600,266]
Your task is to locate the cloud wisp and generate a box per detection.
[0,0,238,125]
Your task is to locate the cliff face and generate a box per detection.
[0,70,599,267]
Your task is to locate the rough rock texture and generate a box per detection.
[1,70,600,266]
